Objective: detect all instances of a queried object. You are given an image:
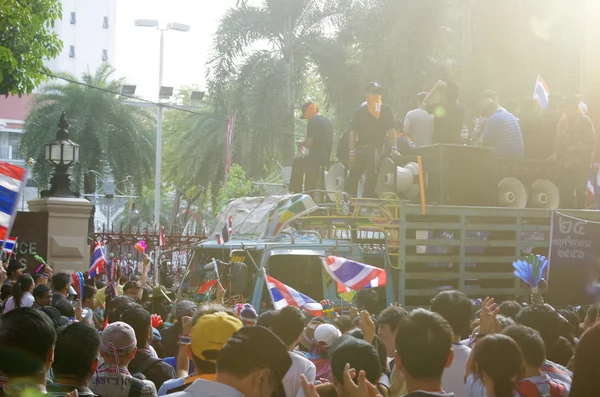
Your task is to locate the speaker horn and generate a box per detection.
[376,158,421,199]
[529,179,560,209]
[497,177,528,208]
[324,162,347,201]
[376,158,397,197]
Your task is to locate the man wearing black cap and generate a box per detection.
[4,259,26,285]
[170,326,292,397]
[291,101,334,196]
[347,82,397,198]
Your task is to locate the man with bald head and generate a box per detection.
[478,99,524,158]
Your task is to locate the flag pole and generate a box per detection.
[263,269,277,311]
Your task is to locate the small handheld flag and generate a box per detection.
[266,275,323,316]
[322,256,386,291]
[0,162,27,246]
[198,279,218,293]
[2,237,16,256]
[89,242,107,278]
[533,75,550,109]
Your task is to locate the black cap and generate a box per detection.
[175,300,197,320]
[299,101,315,119]
[218,326,292,397]
[6,259,26,274]
[329,335,381,385]
[365,82,383,94]
[123,281,140,292]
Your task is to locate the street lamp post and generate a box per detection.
[134,19,190,227]
[43,112,80,198]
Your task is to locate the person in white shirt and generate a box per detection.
[3,274,35,314]
[271,306,316,397]
[430,290,473,397]
[404,92,434,147]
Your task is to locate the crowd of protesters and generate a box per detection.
[2,257,600,397]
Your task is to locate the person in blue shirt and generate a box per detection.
[479,99,524,158]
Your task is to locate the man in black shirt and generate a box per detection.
[347,82,397,198]
[422,80,466,145]
[292,101,334,196]
[51,272,75,318]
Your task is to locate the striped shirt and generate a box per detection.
[481,108,524,158]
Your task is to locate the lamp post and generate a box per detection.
[43,112,80,198]
[134,19,190,227]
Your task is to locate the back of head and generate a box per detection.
[39,305,69,333]
[430,290,472,338]
[475,335,524,397]
[121,305,151,348]
[256,310,276,328]
[13,274,34,307]
[0,284,11,301]
[107,295,136,324]
[355,289,382,315]
[33,284,51,300]
[481,98,499,117]
[330,335,381,385]
[54,323,101,380]
[571,322,600,396]
[101,321,137,363]
[175,300,197,322]
[191,311,243,373]
[444,82,460,101]
[0,307,57,377]
[271,306,305,347]
[498,301,522,320]
[378,306,409,334]
[394,309,453,380]
[52,272,70,292]
[502,325,545,367]
[334,315,354,335]
[516,304,562,347]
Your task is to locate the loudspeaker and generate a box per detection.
[412,145,497,206]
[529,179,560,209]
[324,162,347,201]
[375,158,421,199]
[497,177,528,208]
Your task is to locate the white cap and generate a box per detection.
[314,324,341,346]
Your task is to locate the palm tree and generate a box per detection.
[20,64,154,194]
[207,0,346,173]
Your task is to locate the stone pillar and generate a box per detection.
[28,197,93,273]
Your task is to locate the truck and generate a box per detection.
[182,193,600,310]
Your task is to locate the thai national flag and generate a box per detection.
[2,237,16,256]
[266,275,323,316]
[322,256,386,291]
[533,75,550,109]
[89,242,107,278]
[0,162,27,246]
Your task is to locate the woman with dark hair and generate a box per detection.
[467,334,524,397]
[570,322,600,397]
[3,274,34,313]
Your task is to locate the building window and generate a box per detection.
[70,12,76,24]
[102,49,108,62]
[8,132,23,160]
[69,45,75,58]
[103,16,109,29]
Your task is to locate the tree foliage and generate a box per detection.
[20,64,155,194]
[0,0,63,96]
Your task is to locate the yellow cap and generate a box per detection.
[191,312,243,362]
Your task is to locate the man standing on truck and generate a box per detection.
[290,101,334,196]
[347,82,398,198]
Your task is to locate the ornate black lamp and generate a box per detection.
[43,112,80,198]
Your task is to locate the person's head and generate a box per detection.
[33,284,52,307]
[271,306,306,349]
[6,259,26,280]
[430,290,472,339]
[334,315,354,335]
[483,90,499,102]
[39,306,70,334]
[516,304,564,350]
[570,322,600,396]
[256,310,276,328]
[82,285,97,309]
[502,325,545,368]
[121,305,152,349]
[100,321,137,367]
[298,317,326,352]
[0,308,57,378]
[53,323,101,384]
[584,303,600,329]
[123,281,140,301]
[481,98,500,117]
[378,305,409,357]
[52,272,71,295]
[0,284,11,301]
[12,274,34,308]
[562,95,583,118]
[365,82,384,97]
[216,326,292,397]
[175,300,197,323]
[329,335,381,397]
[473,334,524,397]
[234,303,258,327]
[394,309,453,382]
[313,323,342,358]
[498,301,522,320]
[300,101,319,121]
[355,289,382,315]
[443,82,460,102]
[416,92,428,108]
[189,311,243,375]
[106,295,136,324]
[558,308,581,339]
[504,99,520,116]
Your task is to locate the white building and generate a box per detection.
[0,0,118,209]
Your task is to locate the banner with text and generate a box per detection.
[548,212,600,305]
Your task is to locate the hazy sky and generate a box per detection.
[115,0,239,101]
